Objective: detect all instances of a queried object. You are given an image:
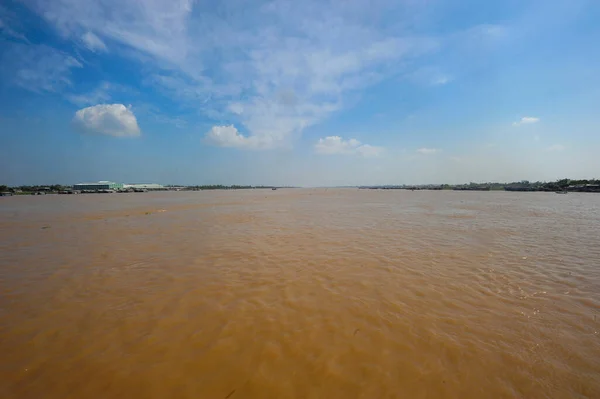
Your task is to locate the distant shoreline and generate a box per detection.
[358,179,599,192]
[2,179,599,195]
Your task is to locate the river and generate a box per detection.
[1,189,599,398]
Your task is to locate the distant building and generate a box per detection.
[73,181,124,191]
[123,183,165,191]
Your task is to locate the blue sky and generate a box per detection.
[1,0,599,186]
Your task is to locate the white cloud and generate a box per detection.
[356,144,384,157]
[315,136,383,157]
[81,31,107,52]
[409,66,452,86]
[417,148,440,155]
[0,43,82,93]
[200,33,435,148]
[72,104,141,137]
[431,75,451,85]
[0,5,28,42]
[67,81,114,106]
[26,0,439,149]
[0,23,26,42]
[27,0,194,64]
[545,144,565,152]
[513,116,540,126]
[468,24,508,40]
[205,125,267,149]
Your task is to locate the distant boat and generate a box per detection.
[272,187,277,191]
[556,190,568,194]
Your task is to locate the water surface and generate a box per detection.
[1,189,599,398]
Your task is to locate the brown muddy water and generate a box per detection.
[1,189,599,398]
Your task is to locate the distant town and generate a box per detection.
[1,178,599,196]
[360,178,600,193]
[0,181,284,195]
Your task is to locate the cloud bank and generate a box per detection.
[73,104,141,137]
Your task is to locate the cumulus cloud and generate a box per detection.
[81,31,107,52]
[417,148,440,155]
[72,104,141,137]
[513,116,540,126]
[315,136,383,157]
[205,125,269,149]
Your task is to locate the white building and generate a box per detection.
[123,183,165,191]
[73,181,124,191]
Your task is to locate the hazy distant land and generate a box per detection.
[2,178,599,195]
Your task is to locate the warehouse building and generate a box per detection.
[73,181,124,191]
[123,183,165,191]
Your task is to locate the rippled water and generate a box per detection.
[1,189,599,398]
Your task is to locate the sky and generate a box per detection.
[1,0,599,186]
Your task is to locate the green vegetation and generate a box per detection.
[360,178,600,192]
[503,179,600,192]
[3,184,71,194]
